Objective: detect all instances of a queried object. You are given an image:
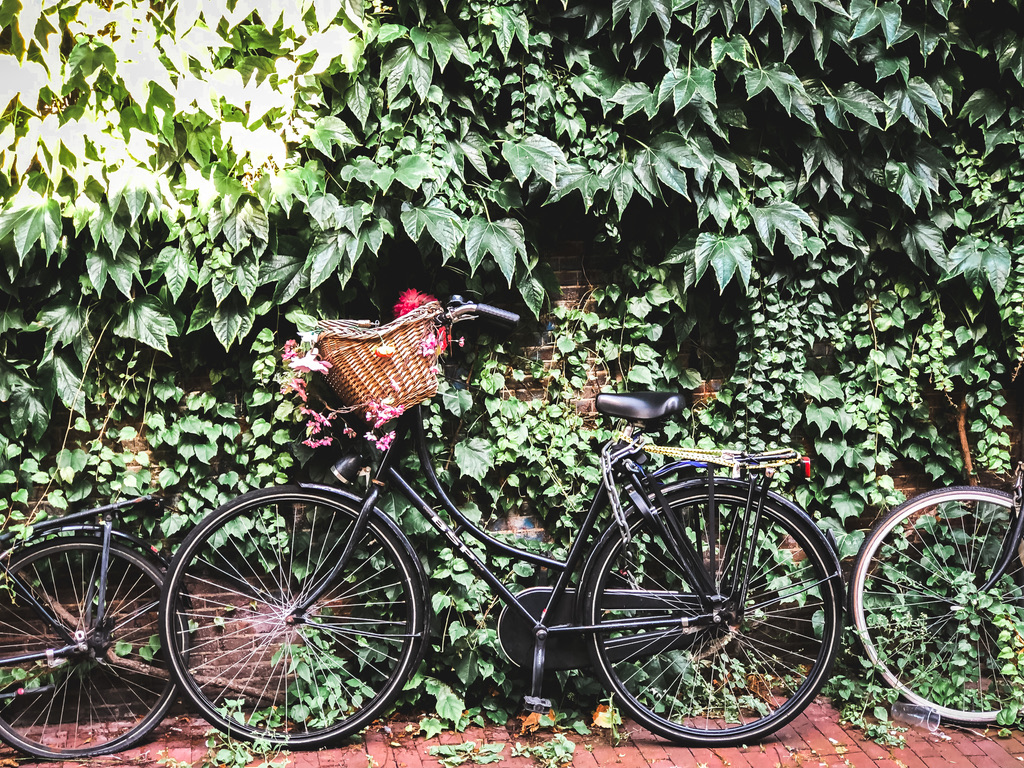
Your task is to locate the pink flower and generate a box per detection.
[303,435,334,448]
[289,349,332,374]
[281,377,308,402]
[366,430,396,451]
[281,339,300,361]
[364,399,405,430]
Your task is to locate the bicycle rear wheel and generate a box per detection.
[850,487,1024,724]
[159,485,428,748]
[0,536,174,759]
[582,478,843,746]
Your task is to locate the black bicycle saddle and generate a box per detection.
[595,392,688,421]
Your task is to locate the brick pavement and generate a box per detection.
[4,699,1024,768]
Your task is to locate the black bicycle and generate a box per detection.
[157,298,844,748]
[0,496,177,759]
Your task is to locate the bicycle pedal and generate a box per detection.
[523,696,553,713]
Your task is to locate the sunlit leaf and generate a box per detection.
[307,116,358,159]
[0,192,62,262]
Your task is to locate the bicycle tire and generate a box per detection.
[850,486,1024,724]
[159,485,428,748]
[581,478,843,746]
[0,536,175,759]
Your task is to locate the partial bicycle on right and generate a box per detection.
[850,462,1024,725]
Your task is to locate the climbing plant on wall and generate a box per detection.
[3,0,1024,732]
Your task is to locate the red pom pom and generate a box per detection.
[393,289,438,317]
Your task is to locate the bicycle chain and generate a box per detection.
[600,437,643,548]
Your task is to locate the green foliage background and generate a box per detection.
[3,0,1024,729]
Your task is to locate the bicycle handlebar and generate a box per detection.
[447,296,520,329]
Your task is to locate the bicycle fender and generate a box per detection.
[12,525,169,568]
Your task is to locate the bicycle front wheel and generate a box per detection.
[159,486,428,748]
[582,479,843,746]
[850,486,1024,724]
[0,536,175,759]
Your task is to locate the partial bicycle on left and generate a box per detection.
[0,495,179,760]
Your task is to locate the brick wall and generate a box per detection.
[521,242,1023,509]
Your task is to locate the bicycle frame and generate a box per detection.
[296,404,785,708]
[0,496,161,668]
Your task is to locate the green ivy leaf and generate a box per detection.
[547,163,609,210]
[307,230,356,290]
[87,249,141,298]
[401,202,465,262]
[108,165,158,226]
[935,237,1011,297]
[658,66,717,112]
[743,64,815,125]
[262,253,308,304]
[221,200,270,252]
[959,88,1006,128]
[885,77,945,133]
[480,6,529,58]
[340,157,396,193]
[750,201,815,252]
[517,271,546,318]
[711,36,753,67]
[609,82,657,119]
[115,295,177,354]
[817,83,885,130]
[409,19,474,70]
[148,246,193,302]
[602,161,639,215]
[611,0,672,39]
[212,295,257,351]
[382,40,432,101]
[36,300,87,354]
[454,438,494,481]
[9,384,50,442]
[465,217,526,285]
[394,154,436,190]
[501,135,567,186]
[694,233,754,291]
[901,220,946,270]
[52,354,87,415]
[424,678,466,723]
[307,116,358,159]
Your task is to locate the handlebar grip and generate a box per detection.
[473,303,520,329]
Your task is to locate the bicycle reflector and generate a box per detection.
[802,456,812,479]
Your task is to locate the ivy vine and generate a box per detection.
[3,0,1024,736]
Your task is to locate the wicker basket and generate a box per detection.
[317,302,445,412]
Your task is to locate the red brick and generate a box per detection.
[977,737,1024,768]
